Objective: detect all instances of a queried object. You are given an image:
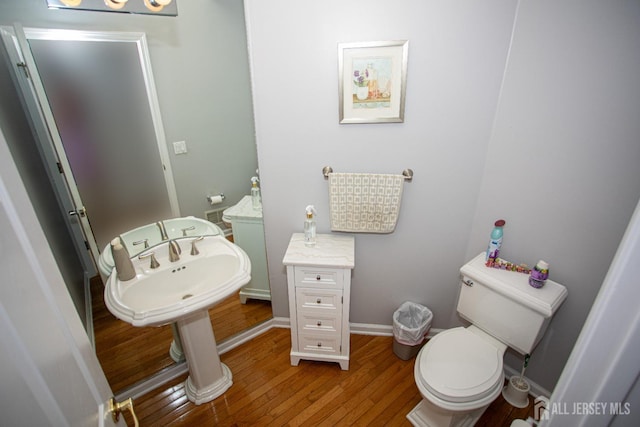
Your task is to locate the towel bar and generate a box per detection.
[322,166,413,182]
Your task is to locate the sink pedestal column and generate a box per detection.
[177,309,232,405]
[169,324,185,362]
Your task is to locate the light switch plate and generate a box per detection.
[173,140,187,155]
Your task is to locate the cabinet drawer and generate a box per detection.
[298,333,341,355]
[296,288,341,312]
[298,311,340,334]
[294,266,342,288]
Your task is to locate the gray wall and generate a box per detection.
[0,0,258,218]
[246,0,640,393]
[466,0,640,395]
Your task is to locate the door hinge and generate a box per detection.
[341,296,343,304]
[16,62,30,78]
[84,241,90,250]
[56,162,64,173]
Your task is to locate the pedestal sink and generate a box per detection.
[99,216,225,363]
[105,235,251,404]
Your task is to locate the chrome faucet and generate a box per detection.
[189,236,204,256]
[139,251,160,269]
[168,240,181,262]
[156,221,169,241]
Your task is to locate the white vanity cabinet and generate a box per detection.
[283,233,355,370]
[223,196,270,303]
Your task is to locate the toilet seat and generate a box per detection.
[415,327,504,406]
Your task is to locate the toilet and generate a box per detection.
[407,253,567,427]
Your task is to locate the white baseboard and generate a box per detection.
[271,318,396,336]
[217,318,277,354]
[272,318,443,339]
[350,322,393,336]
[117,362,188,401]
[271,316,291,328]
[350,322,442,340]
[84,273,95,349]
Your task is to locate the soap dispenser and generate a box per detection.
[110,237,136,281]
[304,205,317,247]
[251,176,261,210]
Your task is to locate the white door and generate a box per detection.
[0,127,121,426]
[1,25,180,271]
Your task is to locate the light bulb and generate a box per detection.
[144,0,167,11]
[104,0,128,10]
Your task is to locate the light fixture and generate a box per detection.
[47,0,177,16]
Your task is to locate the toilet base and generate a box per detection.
[407,398,489,427]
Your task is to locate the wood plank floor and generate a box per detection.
[123,327,535,426]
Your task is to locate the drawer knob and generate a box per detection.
[317,321,322,326]
[316,298,321,304]
[317,342,322,347]
[316,274,321,281]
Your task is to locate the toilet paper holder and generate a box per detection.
[206,193,225,205]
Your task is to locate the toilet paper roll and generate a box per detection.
[208,195,224,205]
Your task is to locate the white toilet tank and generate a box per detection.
[457,253,568,355]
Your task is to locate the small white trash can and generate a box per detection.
[392,302,432,360]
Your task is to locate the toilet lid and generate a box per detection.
[417,327,504,404]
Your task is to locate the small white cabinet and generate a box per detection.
[223,196,270,303]
[283,233,355,370]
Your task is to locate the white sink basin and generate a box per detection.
[98,216,224,278]
[105,235,251,327]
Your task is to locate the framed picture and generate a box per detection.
[338,40,408,124]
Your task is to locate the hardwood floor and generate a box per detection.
[123,328,535,426]
[92,276,273,393]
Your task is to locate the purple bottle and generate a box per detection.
[529,260,549,288]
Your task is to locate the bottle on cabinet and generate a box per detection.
[251,176,261,210]
[304,205,317,247]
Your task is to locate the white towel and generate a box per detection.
[329,172,404,233]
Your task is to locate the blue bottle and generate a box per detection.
[486,219,506,261]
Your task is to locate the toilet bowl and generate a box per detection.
[407,253,568,427]
[408,326,506,427]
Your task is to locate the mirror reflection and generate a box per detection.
[1,7,271,395]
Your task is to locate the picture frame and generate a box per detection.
[338,40,408,124]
